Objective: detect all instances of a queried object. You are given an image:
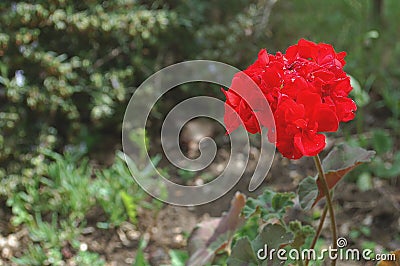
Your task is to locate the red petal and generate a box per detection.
[336,51,347,66]
[285,45,299,61]
[333,77,352,96]
[257,49,269,66]
[283,100,305,122]
[224,104,241,134]
[243,114,261,134]
[313,69,335,82]
[221,88,240,107]
[297,91,321,116]
[314,105,339,132]
[294,131,326,157]
[297,39,318,60]
[276,135,303,159]
[334,96,357,122]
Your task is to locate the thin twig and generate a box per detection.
[305,203,328,266]
[313,155,337,266]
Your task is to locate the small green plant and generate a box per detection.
[228,190,315,266]
[4,145,163,263]
[90,136,165,227]
[72,251,106,266]
[168,250,190,266]
[12,244,49,266]
[133,238,151,266]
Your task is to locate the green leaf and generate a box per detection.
[133,239,150,266]
[243,189,295,222]
[322,144,375,172]
[272,192,296,212]
[349,74,370,107]
[372,130,393,154]
[0,75,9,86]
[169,250,189,266]
[119,191,138,224]
[252,224,293,253]
[243,190,275,219]
[229,224,294,266]
[227,237,258,266]
[298,176,318,210]
[313,144,375,206]
[288,221,315,249]
[252,224,294,266]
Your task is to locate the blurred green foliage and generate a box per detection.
[2,0,398,178]
[269,0,400,131]
[0,0,273,191]
[1,0,273,263]
[6,147,160,265]
[0,0,179,175]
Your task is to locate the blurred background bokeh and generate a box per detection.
[1,0,399,265]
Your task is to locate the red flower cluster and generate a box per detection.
[222,39,357,159]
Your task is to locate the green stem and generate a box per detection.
[305,203,328,266]
[298,253,305,266]
[313,155,337,266]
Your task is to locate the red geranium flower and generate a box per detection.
[222,50,282,134]
[284,39,356,122]
[222,39,357,159]
[274,91,339,159]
